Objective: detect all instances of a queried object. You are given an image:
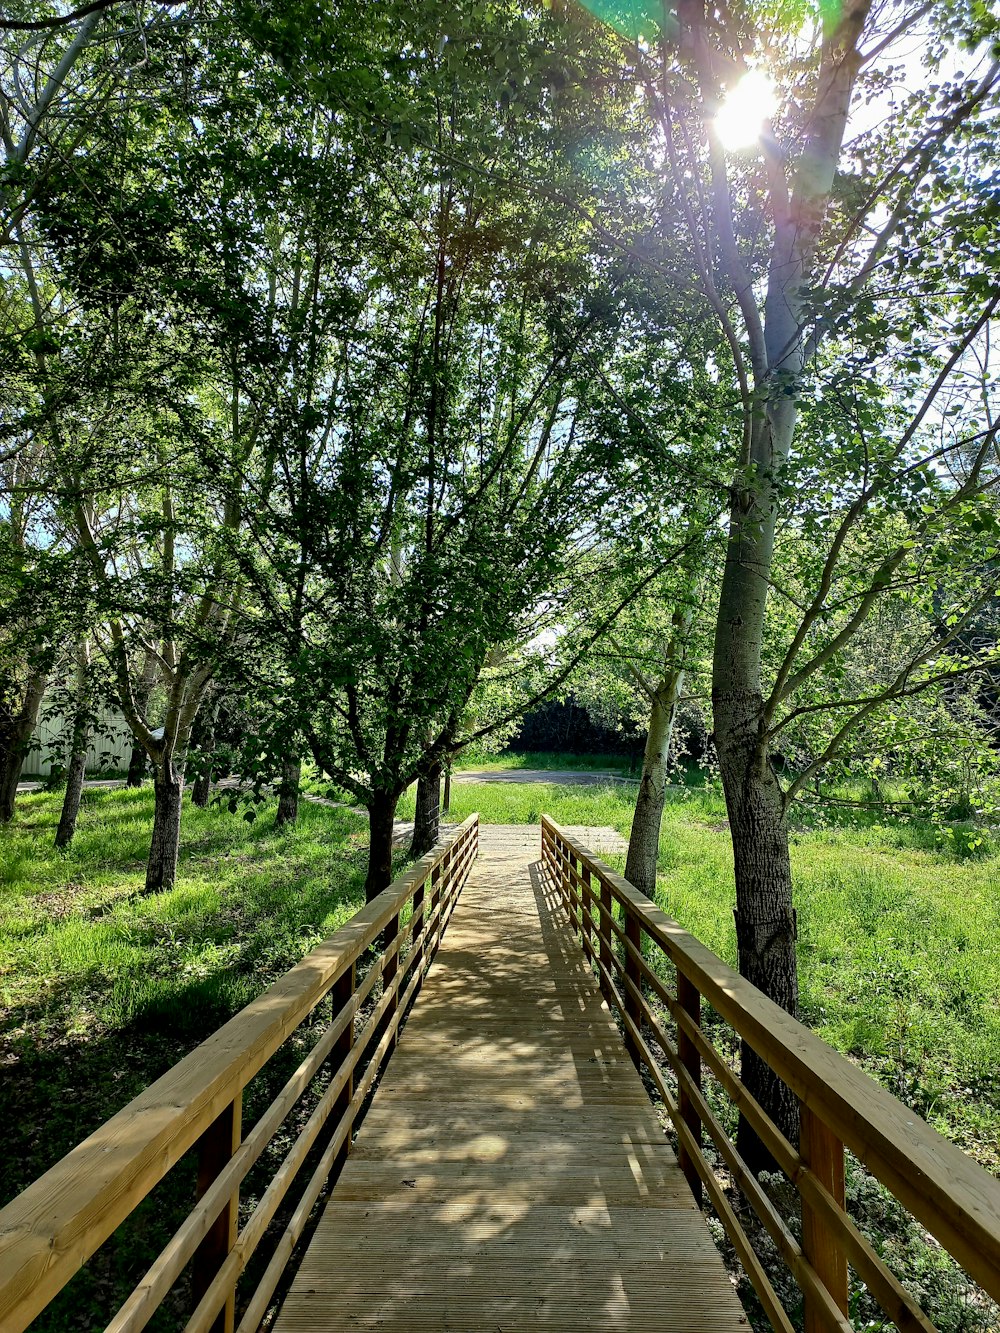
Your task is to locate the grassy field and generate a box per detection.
[402,775,1000,1170]
[0,788,371,1197]
[2,768,998,1329]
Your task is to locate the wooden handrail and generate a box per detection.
[0,814,479,1333]
[541,815,1000,1332]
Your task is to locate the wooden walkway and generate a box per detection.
[273,825,747,1331]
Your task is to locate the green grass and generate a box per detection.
[412,776,1000,1170]
[0,788,368,1193]
[404,777,651,828]
[0,785,374,1330]
[3,776,998,1329]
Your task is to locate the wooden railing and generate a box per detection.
[541,815,1000,1333]
[0,814,479,1333]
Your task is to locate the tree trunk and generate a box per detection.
[126,652,158,788]
[146,760,185,893]
[188,693,221,809]
[55,748,87,848]
[126,743,147,787]
[409,761,441,858]
[364,789,399,902]
[713,479,800,1165]
[191,771,211,807]
[0,670,47,823]
[442,762,452,814]
[721,734,800,1169]
[55,647,90,849]
[275,755,301,828]
[624,687,677,900]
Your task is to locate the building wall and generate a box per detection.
[20,706,135,778]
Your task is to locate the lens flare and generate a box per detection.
[576,0,666,42]
[713,70,778,151]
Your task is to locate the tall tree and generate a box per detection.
[579,0,1000,1158]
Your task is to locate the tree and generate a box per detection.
[210,0,685,898]
[582,0,1000,1159]
[6,7,369,886]
[53,639,91,848]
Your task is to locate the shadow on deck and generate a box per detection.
[272,826,745,1332]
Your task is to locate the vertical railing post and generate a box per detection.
[331,960,356,1173]
[192,1094,241,1333]
[623,904,642,1069]
[374,910,401,1063]
[410,875,426,980]
[599,875,612,1003]
[581,864,593,962]
[801,1104,848,1333]
[430,860,442,957]
[676,970,703,1205]
[440,844,454,931]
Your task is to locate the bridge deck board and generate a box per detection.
[271,825,747,1332]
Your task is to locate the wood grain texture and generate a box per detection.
[542,816,1000,1306]
[272,825,747,1333]
[0,817,479,1333]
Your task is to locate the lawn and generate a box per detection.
[454,748,633,772]
[0,787,368,1200]
[2,770,998,1329]
[403,774,1000,1170]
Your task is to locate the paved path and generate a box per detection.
[273,825,744,1332]
[454,767,636,785]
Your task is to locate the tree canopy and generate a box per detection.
[2,0,1000,1150]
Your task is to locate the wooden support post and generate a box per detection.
[801,1104,848,1333]
[440,846,456,933]
[624,906,642,1069]
[599,876,612,1002]
[192,1095,241,1333]
[330,962,356,1175]
[430,862,442,957]
[676,971,703,1206]
[581,866,593,962]
[381,910,401,1057]
[410,878,426,980]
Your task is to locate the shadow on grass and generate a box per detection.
[1,864,365,1330]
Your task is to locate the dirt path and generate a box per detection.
[454,768,636,786]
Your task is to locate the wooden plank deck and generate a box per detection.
[272,825,747,1332]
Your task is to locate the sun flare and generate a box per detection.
[714,70,778,151]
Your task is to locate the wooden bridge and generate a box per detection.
[0,815,998,1332]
